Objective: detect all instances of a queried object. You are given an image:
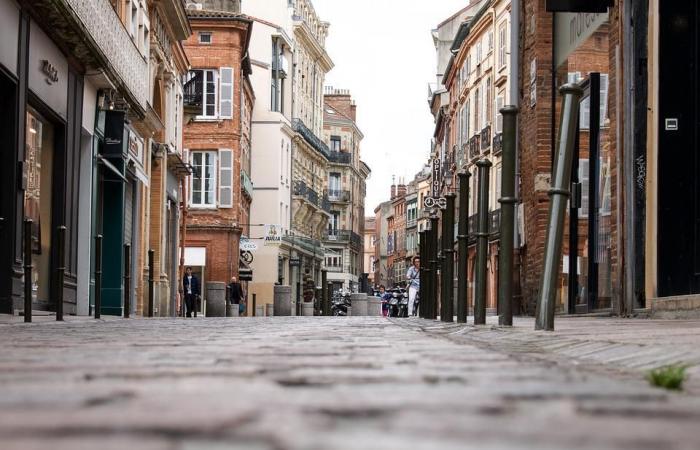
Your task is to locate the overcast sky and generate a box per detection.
[312,0,468,214]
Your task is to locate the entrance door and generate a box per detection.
[658,0,700,296]
[0,73,17,313]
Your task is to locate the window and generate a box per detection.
[474,87,480,132]
[185,69,217,118]
[130,1,138,37]
[464,99,470,140]
[578,74,609,130]
[476,42,482,64]
[485,77,492,126]
[329,211,340,234]
[488,31,494,52]
[330,135,341,151]
[495,95,504,133]
[190,151,217,207]
[578,159,590,215]
[271,39,283,112]
[329,173,341,195]
[495,163,502,206]
[498,22,508,69]
[199,32,212,44]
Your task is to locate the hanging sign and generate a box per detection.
[431,157,442,198]
[264,224,282,245]
[240,238,258,252]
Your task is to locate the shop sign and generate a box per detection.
[128,129,144,162]
[264,224,282,245]
[554,11,609,68]
[289,258,301,267]
[240,251,254,264]
[431,157,441,198]
[240,238,258,252]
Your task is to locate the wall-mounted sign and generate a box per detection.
[431,157,442,198]
[264,224,282,245]
[423,196,447,210]
[240,251,254,264]
[289,257,301,267]
[546,0,612,13]
[554,11,609,68]
[40,59,58,85]
[240,238,258,252]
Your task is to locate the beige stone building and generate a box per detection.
[321,88,370,292]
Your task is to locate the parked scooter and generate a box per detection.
[331,290,351,316]
[387,288,409,317]
[398,289,409,318]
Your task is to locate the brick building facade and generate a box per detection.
[182,7,254,311]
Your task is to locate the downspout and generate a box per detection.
[509,0,522,297]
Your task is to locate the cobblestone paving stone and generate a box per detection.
[1,317,700,449]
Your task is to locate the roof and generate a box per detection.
[436,4,473,29]
[443,0,493,86]
[187,9,250,20]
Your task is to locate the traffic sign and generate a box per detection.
[423,196,447,210]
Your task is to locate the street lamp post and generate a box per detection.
[457,171,471,323]
[474,159,492,325]
[429,212,440,320]
[441,192,456,322]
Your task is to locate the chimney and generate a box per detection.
[390,175,396,199]
[350,102,357,122]
[397,183,407,197]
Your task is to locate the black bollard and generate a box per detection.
[94,235,103,319]
[252,293,257,317]
[498,106,519,326]
[148,249,155,318]
[23,219,33,323]
[55,226,66,321]
[326,282,333,316]
[418,230,426,319]
[124,244,131,318]
[321,270,328,316]
[457,171,471,323]
[429,213,440,320]
[441,194,456,322]
[474,159,492,325]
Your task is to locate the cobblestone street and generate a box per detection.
[2,317,700,450]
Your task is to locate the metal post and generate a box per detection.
[148,249,155,318]
[321,270,328,317]
[535,84,583,331]
[429,214,440,320]
[457,172,471,323]
[326,282,333,316]
[423,227,433,319]
[587,73,601,312]
[252,293,257,317]
[23,219,33,323]
[474,159,492,325]
[94,235,103,319]
[123,244,131,318]
[295,281,301,316]
[418,230,426,318]
[55,226,66,321]
[441,194,456,322]
[498,106,519,326]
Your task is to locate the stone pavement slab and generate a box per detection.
[1,317,700,449]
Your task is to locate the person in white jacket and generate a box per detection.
[406,256,420,316]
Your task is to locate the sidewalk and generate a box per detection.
[403,316,700,392]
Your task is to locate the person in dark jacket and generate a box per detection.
[228,276,245,314]
[183,267,201,318]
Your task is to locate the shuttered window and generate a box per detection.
[496,96,504,133]
[190,151,217,207]
[219,67,234,119]
[219,148,233,208]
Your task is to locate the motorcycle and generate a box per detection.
[331,291,351,316]
[398,289,409,318]
[412,291,420,317]
[387,288,409,317]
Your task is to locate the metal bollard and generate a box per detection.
[326,282,333,316]
[441,194,456,322]
[457,171,471,323]
[474,159,492,325]
[23,219,33,323]
[321,270,328,316]
[429,214,440,320]
[498,106,519,327]
[123,244,131,318]
[55,226,66,321]
[418,230,426,319]
[536,84,583,331]
[148,249,154,318]
[94,235,103,319]
[252,293,257,317]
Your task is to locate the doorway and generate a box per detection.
[24,107,55,307]
[0,72,17,313]
[658,0,700,296]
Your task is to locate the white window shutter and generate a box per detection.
[219,149,233,208]
[219,67,234,119]
[496,97,504,133]
[579,159,590,216]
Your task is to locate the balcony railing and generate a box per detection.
[183,72,203,111]
[489,209,501,236]
[294,180,331,213]
[325,230,363,248]
[481,125,492,152]
[328,151,352,164]
[292,118,330,160]
[241,171,254,199]
[469,135,481,159]
[326,189,351,202]
[468,214,477,236]
[492,132,503,155]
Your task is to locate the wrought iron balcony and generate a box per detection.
[468,214,477,236]
[469,135,481,159]
[183,72,203,113]
[294,180,330,213]
[489,209,501,236]
[292,118,330,160]
[328,151,352,165]
[326,189,351,202]
[241,171,254,199]
[325,229,363,248]
[481,125,492,152]
[492,132,503,155]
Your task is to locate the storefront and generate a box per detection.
[0,1,85,314]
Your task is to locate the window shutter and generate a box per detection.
[219,67,234,119]
[600,73,609,121]
[579,159,590,216]
[496,97,504,132]
[219,149,233,208]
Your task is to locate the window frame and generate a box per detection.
[190,150,218,208]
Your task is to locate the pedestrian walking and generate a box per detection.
[228,276,245,315]
[183,267,200,318]
[406,256,420,316]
